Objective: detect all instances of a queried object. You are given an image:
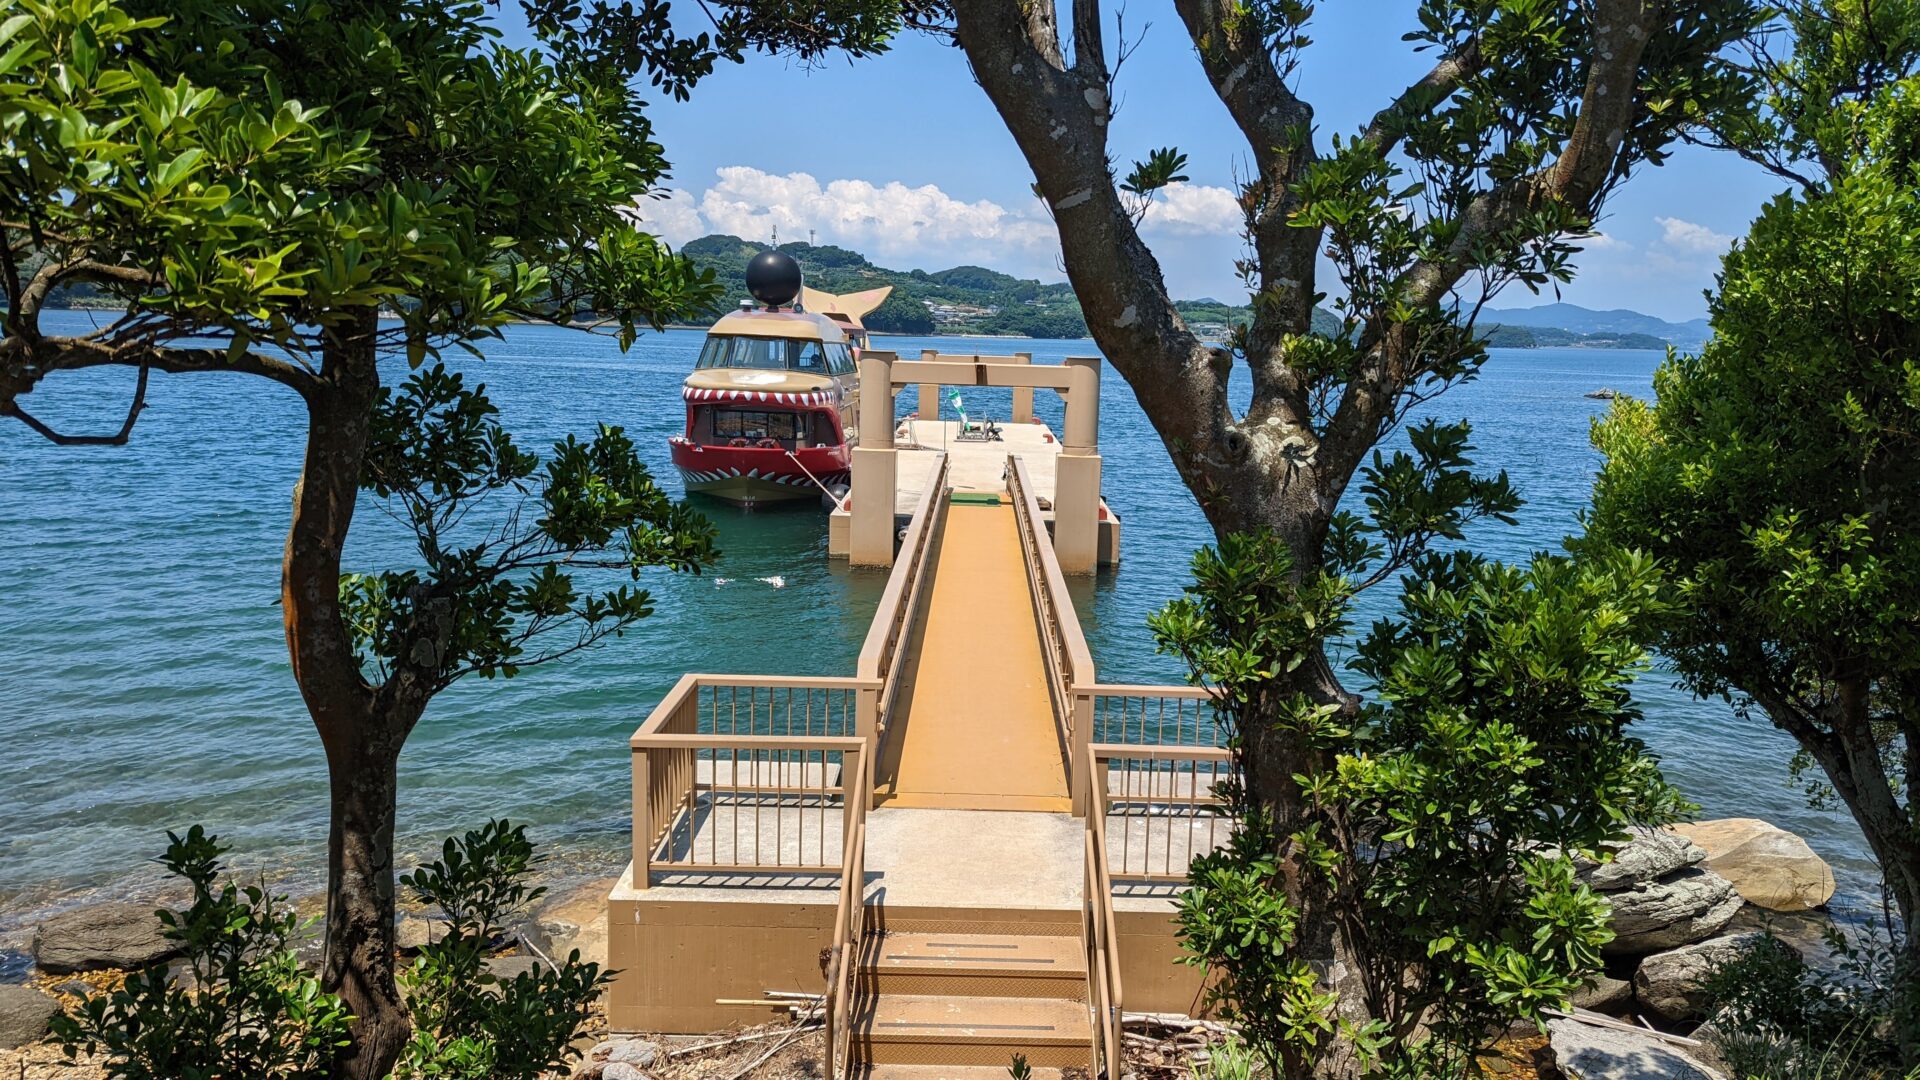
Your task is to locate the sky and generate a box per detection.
[496,4,1788,323]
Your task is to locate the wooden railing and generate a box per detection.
[1008,454,1098,813]
[629,674,876,884]
[1092,742,1236,882]
[823,747,873,1080]
[856,452,950,754]
[1081,765,1124,1077]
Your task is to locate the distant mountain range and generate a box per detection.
[1483,302,1712,349]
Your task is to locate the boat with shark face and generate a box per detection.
[669,251,891,506]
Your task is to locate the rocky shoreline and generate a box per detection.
[0,819,1845,1080]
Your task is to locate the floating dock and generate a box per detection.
[609,353,1222,1078]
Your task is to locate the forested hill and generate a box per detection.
[680,235,1687,349]
[680,233,1344,340]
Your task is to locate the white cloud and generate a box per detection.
[1140,182,1243,236]
[1656,216,1735,255]
[689,166,1062,275]
[631,189,707,248]
[1572,230,1628,252]
[631,167,1251,297]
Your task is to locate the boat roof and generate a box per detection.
[684,368,839,395]
[709,309,847,343]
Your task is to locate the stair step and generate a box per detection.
[864,932,1087,977]
[857,994,1090,1048]
[859,1066,1067,1080]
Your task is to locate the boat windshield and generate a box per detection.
[698,335,856,375]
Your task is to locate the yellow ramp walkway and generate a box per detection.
[875,500,1071,812]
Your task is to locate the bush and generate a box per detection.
[50,827,353,1080]
[1702,921,1918,1078]
[389,820,611,1080]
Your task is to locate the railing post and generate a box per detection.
[855,685,879,809]
[1071,689,1093,817]
[843,744,863,838]
[632,747,651,890]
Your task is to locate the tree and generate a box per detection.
[930,1,1755,1073]
[1585,34,1920,990]
[1155,477,1685,1076]
[0,1,908,1074]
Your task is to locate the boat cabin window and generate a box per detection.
[697,335,850,374]
[713,409,803,442]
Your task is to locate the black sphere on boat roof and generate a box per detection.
[745,250,803,308]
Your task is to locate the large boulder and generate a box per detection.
[0,984,60,1049]
[1669,819,1836,912]
[1603,867,1744,955]
[1634,932,1780,1025]
[1547,1017,1727,1080]
[32,902,181,974]
[1579,828,1707,891]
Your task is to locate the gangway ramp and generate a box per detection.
[874,498,1071,812]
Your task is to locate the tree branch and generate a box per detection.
[1362,38,1484,156]
[1321,0,1666,484]
[1,364,150,445]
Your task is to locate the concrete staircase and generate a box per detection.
[850,929,1092,1079]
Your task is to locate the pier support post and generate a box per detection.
[852,352,899,568]
[1054,356,1102,574]
[1012,352,1034,424]
[916,349,940,422]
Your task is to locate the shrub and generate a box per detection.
[50,827,353,1079]
[1703,920,1918,1078]
[389,820,611,1080]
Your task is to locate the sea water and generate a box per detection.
[0,311,1884,932]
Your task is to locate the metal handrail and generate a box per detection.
[629,674,880,885]
[856,452,950,751]
[1092,742,1236,883]
[1082,764,1124,1076]
[1008,454,1099,811]
[823,746,873,1080]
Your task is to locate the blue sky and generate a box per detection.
[499,4,1787,322]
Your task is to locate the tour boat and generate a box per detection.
[669,251,891,506]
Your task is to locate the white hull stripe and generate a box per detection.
[681,387,834,407]
[676,467,850,488]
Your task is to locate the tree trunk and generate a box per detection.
[323,724,414,1078]
[276,309,414,1079]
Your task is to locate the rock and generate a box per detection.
[606,1039,660,1067]
[394,916,440,953]
[602,1064,651,1080]
[484,954,547,980]
[508,918,555,960]
[1547,1017,1726,1080]
[1578,828,1707,891]
[1669,819,1836,912]
[0,985,60,1049]
[1571,974,1634,1013]
[1603,867,1744,955]
[1634,932,1780,1025]
[32,902,181,974]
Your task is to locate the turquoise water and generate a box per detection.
[0,311,1883,931]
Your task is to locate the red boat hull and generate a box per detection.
[669,439,850,505]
